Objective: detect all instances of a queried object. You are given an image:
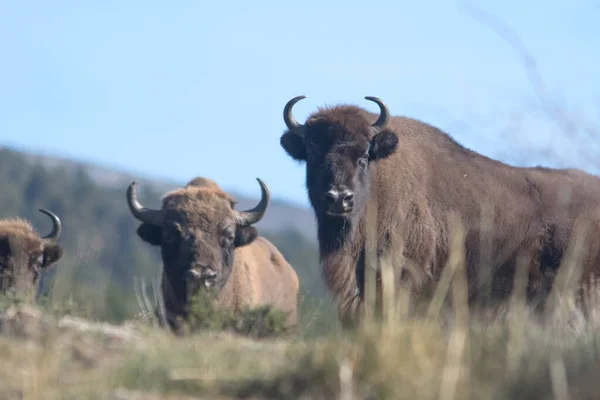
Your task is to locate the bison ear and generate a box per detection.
[234,226,258,247]
[137,224,162,246]
[280,132,307,161]
[369,130,398,161]
[42,244,64,269]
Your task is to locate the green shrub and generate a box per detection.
[184,290,290,339]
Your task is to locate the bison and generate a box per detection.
[126,176,300,332]
[280,95,600,326]
[0,209,63,295]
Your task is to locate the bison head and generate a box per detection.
[280,96,398,222]
[0,209,63,294]
[126,177,270,328]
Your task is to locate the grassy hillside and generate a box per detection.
[0,145,331,325]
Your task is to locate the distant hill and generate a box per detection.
[13,145,318,242]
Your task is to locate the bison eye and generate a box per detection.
[358,152,369,168]
[28,254,42,269]
[220,230,235,248]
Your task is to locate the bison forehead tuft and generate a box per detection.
[0,219,42,242]
[161,187,237,227]
[0,219,45,255]
[306,105,377,141]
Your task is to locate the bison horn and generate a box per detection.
[365,96,390,132]
[39,209,62,244]
[283,95,306,137]
[126,181,165,226]
[234,178,270,227]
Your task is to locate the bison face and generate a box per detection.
[127,177,269,328]
[138,212,257,304]
[280,96,398,221]
[0,210,63,295]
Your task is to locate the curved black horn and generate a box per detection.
[39,209,62,244]
[283,95,306,137]
[126,181,164,226]
[365,96,390,132]
[234,178,270,227]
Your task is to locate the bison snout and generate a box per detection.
[324,187,354,215]
[202,270,218,288]
[186,269,202,280]
[186,268,218,289]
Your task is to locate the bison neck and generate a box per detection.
[317,215,365,319]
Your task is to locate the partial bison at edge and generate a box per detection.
[0,209,63,295]
[280,95,600,326]
[126,176,299,332]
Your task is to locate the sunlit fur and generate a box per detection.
[0,218,63,294]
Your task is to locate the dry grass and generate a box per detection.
[2,301,600,400]
[5,136,600,399]
[2,212,600,400]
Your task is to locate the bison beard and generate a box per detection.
[280,95,600,326]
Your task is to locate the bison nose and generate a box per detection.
[324,190,340,203]
[324,187,354,214]
[204,270,217,280]
[341,191,354,204]
[340,190,354,211]
[186,269,202,281]
[325,188,353,202]
[187,268,218,289]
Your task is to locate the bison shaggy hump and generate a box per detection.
[280,95,600,326]
[0,209,63,295]
[126,176,300,333]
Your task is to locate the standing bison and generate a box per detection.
[0,209,63,295]
[126,177,300,332]
[280,95,600,325]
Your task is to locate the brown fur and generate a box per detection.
[133,177,299,332]
[210,236,300,317]
[281,102,600,325]
[0,218,63,294]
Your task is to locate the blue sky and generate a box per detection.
[1,1,598,207]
